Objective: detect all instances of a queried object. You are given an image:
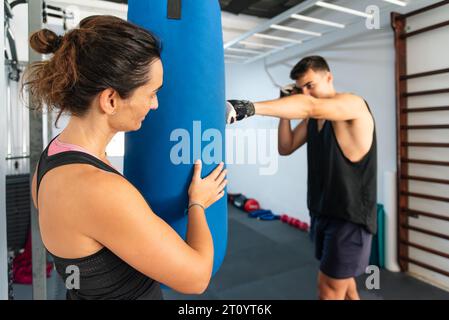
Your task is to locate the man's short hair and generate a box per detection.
[290,56,330,81]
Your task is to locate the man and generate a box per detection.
[227,56,377,300]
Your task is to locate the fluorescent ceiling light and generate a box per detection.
[224,54,248,59]
[226,47,262,54]
[254,33,302,44]
[382,0,407,6]
[315,1,373,19]
[270,24,322,37]
[290,14,345,28]
[239,41,282,49]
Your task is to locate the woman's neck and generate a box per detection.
[58,115,115,161]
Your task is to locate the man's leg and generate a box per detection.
[317,271,353,300]
[316,217,371,300]
[345,278,360,300]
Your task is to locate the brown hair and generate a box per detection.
[290,55,330,81]
[24,15,162,126]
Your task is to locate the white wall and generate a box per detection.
[225,27,396,223]
[47,0,127,20]
[6,2,28,63]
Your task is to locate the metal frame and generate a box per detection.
[315,1,373,19]
[1,0,9,301]
[28,0,47,300]
[392,0,449,279]
[48,0,127,13]
[224,0,316,63]
[224,0,410,64]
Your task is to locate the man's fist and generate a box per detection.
[226,100,255,124]
[280,83,302,98]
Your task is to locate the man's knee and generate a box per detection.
[318,285,346,300]
[318,272,349,300]
[345,279,360,300]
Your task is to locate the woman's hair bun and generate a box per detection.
[29,29,63,54]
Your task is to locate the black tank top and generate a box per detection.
[36,136,163,300]
[306,102,377,234]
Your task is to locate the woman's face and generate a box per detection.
[111,59,164,131]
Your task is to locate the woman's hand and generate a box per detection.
[188,160,227,209]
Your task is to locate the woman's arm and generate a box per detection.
[79,162,226,294]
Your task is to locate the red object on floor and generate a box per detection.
[292,219,301,228]
[243,198,261,212]
[12,230,53,284]
[280,214,309,232]
[299,221,310,232]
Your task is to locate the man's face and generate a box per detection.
[295,68,333,98]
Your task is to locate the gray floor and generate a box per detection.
[163,205,449,300]
[11,205,449,300]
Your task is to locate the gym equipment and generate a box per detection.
[12,230,53,284]
[228,193,261,212]
[249,209,280,221]
[125,0,227,277]
[3,0,34,300]
[227,193,241,203]
[281,214,309,232]
[231,194,248,209]
[226,100,255,124]
[392,2,449,284]
[280,83,302,97]
[243,198,261,212]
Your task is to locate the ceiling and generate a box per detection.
[98,0,310,42]
[92,0,418,64]
[219,0,307,19]
[100,0,307,19]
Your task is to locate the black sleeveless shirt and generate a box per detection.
[306,102,377,234]
[36,136,163,300]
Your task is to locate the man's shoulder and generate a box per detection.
[336,92,364,102]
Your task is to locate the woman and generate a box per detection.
[26,15,227,300]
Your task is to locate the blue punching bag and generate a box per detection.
[124,0,227,278]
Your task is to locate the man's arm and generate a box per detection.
[227,93,366,123]
[278,119,308,156]
[255,93,366,121]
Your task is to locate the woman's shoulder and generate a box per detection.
[44,164,133,207]
[78,165,133,196]
[78,166,145,211]
[47,165,147,232]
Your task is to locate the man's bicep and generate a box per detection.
[312,94,365,121]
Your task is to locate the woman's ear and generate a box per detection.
[99,88,119,115]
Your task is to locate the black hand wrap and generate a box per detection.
[280,84,302,98]
[227,100,255,121]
